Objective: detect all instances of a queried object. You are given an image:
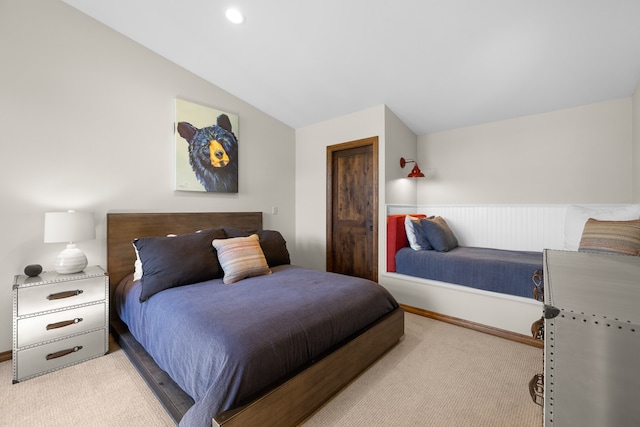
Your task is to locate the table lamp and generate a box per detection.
[44,210,95,274]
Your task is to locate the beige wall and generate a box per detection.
[0,0,295,352]
[633,80,640,202]
[385,107,419,206]
[417,98,634,204]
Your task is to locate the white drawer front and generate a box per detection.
[17,277,105,316]
[15,329,106,381]
[17,303,106,348]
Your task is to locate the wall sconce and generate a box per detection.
[400,157,425,178]
[44,210,96,274]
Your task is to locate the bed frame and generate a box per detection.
[106,212,404,426]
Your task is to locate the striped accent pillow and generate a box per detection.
[212,234,272,284]
[578,218,640,256]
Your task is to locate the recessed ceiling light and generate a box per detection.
[225,8,245,24]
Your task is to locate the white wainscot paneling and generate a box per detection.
[387,204,567,251]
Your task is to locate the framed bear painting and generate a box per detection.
[174,98,239,193]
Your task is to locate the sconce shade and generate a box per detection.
[408,165,425,178]
[400,157,425,178]
[44,211,95,274]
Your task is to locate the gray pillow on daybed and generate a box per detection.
[418,216,458,252]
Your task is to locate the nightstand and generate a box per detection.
[12,266,109,383]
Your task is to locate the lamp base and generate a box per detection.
[54,244,88,274]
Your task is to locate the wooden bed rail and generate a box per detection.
[214,308,404,426]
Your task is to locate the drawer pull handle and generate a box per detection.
[47,289,83,300]
[528,373,544,406]
[46,318,83,330]
[46,345,83,360]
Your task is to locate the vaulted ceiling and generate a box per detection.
[63,0,640,135]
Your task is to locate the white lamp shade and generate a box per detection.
[44,211,95,243]
[44,211,95,274]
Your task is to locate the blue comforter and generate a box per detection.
[115,265,398,427]
[396,246,543,298]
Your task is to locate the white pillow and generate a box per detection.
[404,215,422,251]
[563,204,640,251]
[133,244,143,281]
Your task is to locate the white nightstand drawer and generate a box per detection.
[16,277,106,316]
[16,302,106,348]
[13,266,109,382]
[15,329,107,381]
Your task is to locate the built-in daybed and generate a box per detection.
[387,214,543,300]
[380,204,640,340]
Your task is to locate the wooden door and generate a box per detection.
[326,136,378,281]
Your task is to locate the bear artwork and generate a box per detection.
[177,114,239,192]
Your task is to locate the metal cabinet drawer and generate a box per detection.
[16,302,106,348]
[15,329,107,381]
[16,277,106,316]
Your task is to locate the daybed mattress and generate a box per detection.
[115,264,399,427]
[395,246,543,298]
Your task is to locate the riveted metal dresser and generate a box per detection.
[543,250,640,426]
[12,266,109,383]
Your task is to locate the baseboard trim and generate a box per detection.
[0,350,11,362]
[400,304,543,348]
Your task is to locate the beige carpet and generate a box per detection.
[1,335,174,427]
[303,313,543,427]
[0,313,542,426]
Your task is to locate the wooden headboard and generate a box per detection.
[106,212,262,314]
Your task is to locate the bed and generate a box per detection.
[387,214,543,300]
[107,212,404,427]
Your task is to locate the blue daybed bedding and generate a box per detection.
[395,246,543,299]
[115,264,398,427]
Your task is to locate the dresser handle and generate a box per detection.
[47,289,83,300]
[528,373,544,406]
[46,346,83,360]
[46,318,83,330]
